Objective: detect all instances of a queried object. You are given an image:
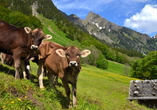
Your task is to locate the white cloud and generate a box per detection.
[124,4,157,34]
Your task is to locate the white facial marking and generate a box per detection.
[31,45,38,49]
[69,61,78,67]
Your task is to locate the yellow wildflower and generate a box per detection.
[18,98,21,101]
[11,101,14,104]
[10,82,14,85]
[2,106,5,108]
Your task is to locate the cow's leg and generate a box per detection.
[26,61,31,79]
[43,66,47,77]
[61,79,71,107]
[53,75,59,85]
[21,60,31,79]
[47,73,55,88]
[13,52,21,79]
[72,83,77,106]
[21,60,27,79]
[37,61,44,89]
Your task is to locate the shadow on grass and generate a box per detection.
[46,86,69,109]
[56,90,69,109]
[0,63,15,77]
[0,63,68,109]
[30,73,68,109]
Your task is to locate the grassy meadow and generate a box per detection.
[0,61,152,110]
[0,16,153,110]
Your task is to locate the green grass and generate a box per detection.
[38,15,81,47]
[0,62,151,110]
[107,60,130,76]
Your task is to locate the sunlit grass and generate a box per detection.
[0,61,151,110]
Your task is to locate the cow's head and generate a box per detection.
[56,46,91,67]
[24,27,52,50]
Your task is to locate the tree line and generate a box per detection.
[0,5,42,29]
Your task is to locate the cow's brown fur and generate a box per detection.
[0,20,52,79]
[37,41,91,107]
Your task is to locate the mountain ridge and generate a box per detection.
[68,11,157,54]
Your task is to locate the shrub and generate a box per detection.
[131,51,157,79]
[96,54,108,69]
[82,45,102,65]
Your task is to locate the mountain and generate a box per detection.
[68,11,157,54]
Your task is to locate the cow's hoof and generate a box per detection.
[73,104,77,108]
[40,87,45,90]
[15,77,20,79]
[69,105,72,108]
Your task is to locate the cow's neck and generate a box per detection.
[70,67,80,76]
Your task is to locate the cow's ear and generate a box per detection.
[44,34,52,40]
[80,49,91,57]
[24,27,32,34]
[56,49,66,57]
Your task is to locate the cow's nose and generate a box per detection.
[69,61,78,67]
[31,45,38,50]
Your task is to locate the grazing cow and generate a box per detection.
[0,20,52,79]
[37,41,91,107]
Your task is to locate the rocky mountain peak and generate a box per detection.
[85,11,121,31]
[68,14,84,27]
[68,11,157,53]
[85,11,103,21]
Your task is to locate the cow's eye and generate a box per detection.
[31,33,35,38]
[66,54,69,58]
[76,54,80,58]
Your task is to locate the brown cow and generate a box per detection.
[37,41,91,107]
[0,20,52,79]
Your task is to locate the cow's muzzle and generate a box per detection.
[31,45,38,50]
[69,61,78,67]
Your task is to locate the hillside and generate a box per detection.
[0,60,152,110]
[68,11,157,54]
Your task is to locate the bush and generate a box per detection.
[131,51,157,79]
[96,54,108,69]
[82,45,102,65]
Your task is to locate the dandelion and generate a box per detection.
[18,98,21,101]
[10,82,14,85]
[11,101,14,104]
[2,106,5,108]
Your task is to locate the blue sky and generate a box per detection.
[52,0,157,37]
